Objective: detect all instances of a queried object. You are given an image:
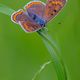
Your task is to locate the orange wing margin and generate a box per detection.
[11,10,24,23]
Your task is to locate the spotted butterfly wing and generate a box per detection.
[44,0,67,22]
[11,10,42,32]
[25,1,46,28]
[25,1,45,18]
[25,1,46,27]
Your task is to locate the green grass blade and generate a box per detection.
[37,29,68,80]
[32,61,52,80]
[38,29,61,54]
[0,4,15,16]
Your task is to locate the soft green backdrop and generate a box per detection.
[0,0,80,80]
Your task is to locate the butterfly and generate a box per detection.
[11,0,67,33]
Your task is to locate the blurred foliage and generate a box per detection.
[0,0,80,80]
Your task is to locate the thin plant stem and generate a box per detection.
[0,4,15,16]
[32,61,52,80]
[37,29,68,80]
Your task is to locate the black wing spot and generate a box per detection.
[54,10,57,12]
[51,13,53,15]
[33,15,36,20]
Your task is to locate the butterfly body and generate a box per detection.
[11,0,67,33]
[27,12,46,27]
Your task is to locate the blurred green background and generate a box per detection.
[0,0,80,80]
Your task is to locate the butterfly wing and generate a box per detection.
[11,10,42,32]
[44,0,67,22]
[11,9,24,23]
[24,1,45,19]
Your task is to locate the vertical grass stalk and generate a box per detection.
[37,29,68,80]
